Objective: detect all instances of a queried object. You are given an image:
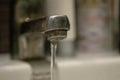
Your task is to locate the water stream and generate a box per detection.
[50,41,57,80]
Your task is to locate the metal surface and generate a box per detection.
[45,15,70,32]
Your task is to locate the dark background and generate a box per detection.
[0,0,10,53]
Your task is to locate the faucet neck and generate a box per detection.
[20,17,46,35]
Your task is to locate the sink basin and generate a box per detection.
[57,55,120,80]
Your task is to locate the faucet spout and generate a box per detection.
[20,15,70,41]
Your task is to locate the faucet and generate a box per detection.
[11,15,70,59]
[20,15,70,41]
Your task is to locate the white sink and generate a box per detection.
[1,52,120,80]
[57,52,120,80]
[0,54,32,80]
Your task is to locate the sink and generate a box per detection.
[57,53,120,80]
[1,52,120,80]
[0,54,32,80]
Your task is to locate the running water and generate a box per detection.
[50,41,58,80]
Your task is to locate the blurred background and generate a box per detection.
[0,0,119,80]
[0,0,119,56]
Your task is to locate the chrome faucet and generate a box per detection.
[11,15,70,59]
[20,15,70,41]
